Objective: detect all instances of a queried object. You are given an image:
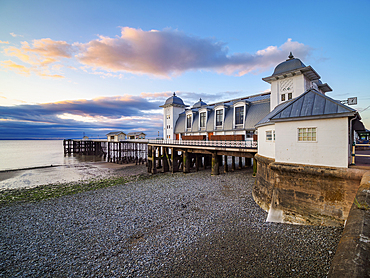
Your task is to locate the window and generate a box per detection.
[298,128,317,141]
[216,110,223,126]
[235,106,244,125]
[281,94,285,101]
[200,112,206,128]
[288,93,292,100]
[186,114,192,129]
[266,130,273,141]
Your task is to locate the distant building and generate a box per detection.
[127,132,146,139]
[106,131,126,142]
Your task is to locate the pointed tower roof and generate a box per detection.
[263,53,321,83]
[192,98,207,108]
[160,92,187,108]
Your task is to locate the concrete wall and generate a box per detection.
[253,154,366,226]
[275,117,349,168]
[257,124,275,159]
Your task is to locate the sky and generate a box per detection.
[0,0,369,139]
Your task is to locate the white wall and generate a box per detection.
[257,124,276,159]
[163,106,185,139]
[275,117,349,168]
[270,74,306,111]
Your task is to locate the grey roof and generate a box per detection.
[242,94,270,103]
[263,54,321,82]
[244,101,271,129]
[206,110,215,130]
[255,100,294,127]
[174,114,185,134]
[106,131,125,136]
[191,112,199,132]
[172,93,272,134]
[223,106,233,130]
[256,89,356,127]
[192,98,207,108]
[127,132,146,136]
[273,54,306,76]
[162,93,186,107]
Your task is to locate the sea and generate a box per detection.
[0,140,104,171]
[0,140,108,190]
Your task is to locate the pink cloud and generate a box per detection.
[76,28,313,77]
[2,27,313,78]
[2,39,75,78]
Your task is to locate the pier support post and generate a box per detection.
[211,152,219,175]
[183,150,190,173]
[224,155,228,173]
[231,156,235,171]
[238,157,242,169]
[171,148,177,173]
[151,146,157,174]
[157,147,162,169]
[163,147,169,173]
[107,142,110,162]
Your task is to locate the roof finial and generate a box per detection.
[288,52,294,60]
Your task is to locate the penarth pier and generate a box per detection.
[63,139,148,165]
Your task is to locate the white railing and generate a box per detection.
[148,139,257,148]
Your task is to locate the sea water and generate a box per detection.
[0,140,108,190]
[0,140,105,171]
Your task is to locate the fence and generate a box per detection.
[148,139,258,148]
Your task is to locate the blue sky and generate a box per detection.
[0,0,369,139]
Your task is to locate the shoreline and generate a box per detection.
[0,161,147,191]
[0,164,62,173]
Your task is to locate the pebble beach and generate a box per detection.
[0,165,343,277]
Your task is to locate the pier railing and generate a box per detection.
[351,142,370,165]
[148,139,257,148]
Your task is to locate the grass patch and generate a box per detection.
[0,174,148,207]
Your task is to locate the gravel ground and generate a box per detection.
[0,166,343,277]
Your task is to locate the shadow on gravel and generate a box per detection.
[155,222,342,277]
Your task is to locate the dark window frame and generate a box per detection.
[186,114,192,129]
[216,109,223,126]
[235,106,244,125]
[200,112,206,128]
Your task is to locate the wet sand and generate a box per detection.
[0,162,144,191]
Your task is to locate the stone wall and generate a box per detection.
[253,154,367,226]
[328,171,370,277]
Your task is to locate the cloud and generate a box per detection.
[0,40,9,44]
[76,28,313,77]
[0,60,31,76]
[2,27,313,78]
[10,32,23,37]
[0,94,165,139]
[2,39,75,78]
